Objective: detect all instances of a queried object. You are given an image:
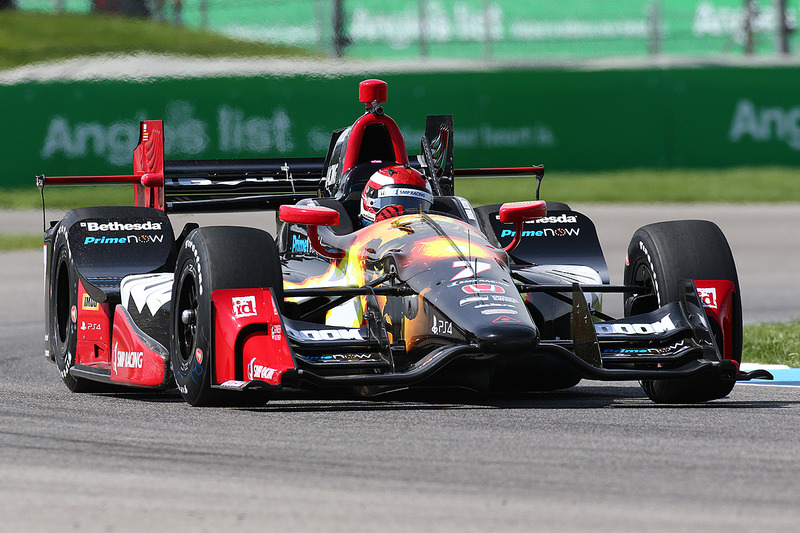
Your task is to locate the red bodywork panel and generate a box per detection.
[694,280,736,360]
[211,288,295,387]
[133,120,165,210]
[75,280,112,367]
[342,113,409,173]
[110,307,170,387]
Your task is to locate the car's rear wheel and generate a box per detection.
[624,220,742,404]
[170,226,283,407]
[49,242,101,392]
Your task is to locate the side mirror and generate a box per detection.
[278,205,340,227]
[498,200,547,253]
[278,205,344,259]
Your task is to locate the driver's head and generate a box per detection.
[360,165,433,226]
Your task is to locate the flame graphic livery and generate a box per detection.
[283,214,511,333]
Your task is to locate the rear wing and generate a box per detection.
[38,119,546,214]
[38,120,322,213]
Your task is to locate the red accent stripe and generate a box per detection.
[455,166,544,177]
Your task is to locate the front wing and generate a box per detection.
[201,280,772,394]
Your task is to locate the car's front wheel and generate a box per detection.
[170,226,283,406]
[624,220,742,404]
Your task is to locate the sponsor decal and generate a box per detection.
[291,234,308,253]
[604,347,669,355]
[247,358,278,381]
[80,321,102,331]
[459,295,489,306]
[232,296,258,319]
[481,308,518,315]
[219,380,247,389]
[638,241,660,306]
[42,103,293,167]
[450,259,491,281]
[494,213,577,224]
[475,303,515,310]
[493,316,521,323]
[431,316,453,335]
[82,221,163,232]
[594,315,677,336]
[195,348,203,364]
[288,327,365,342]
[729,99,800,151]
[500,227,580,238]
[462,283,505,295]
[377,187,434,203]
[304,353,376,361]
[447,278,510,288]
[70,305,77,323]
[185,239,203,295]
[83,234,164,245]
[457,197,478,223]
[271,324,282,341]
[82,294,99,310]
[696,287,718,309]
[491,295,517,303]
[529,214,577,224]
[113,342,143,370]
[602,342,689,356]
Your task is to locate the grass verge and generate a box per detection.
[1,185,131,210]
[0,233,43,251]
[742,322,800,367]
[0,11,312,70]
[3,167,800,210]
[456,167,800,205]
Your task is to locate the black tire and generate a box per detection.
[624,220,742,403]
[49,237,96,392]
[170,226,283,407]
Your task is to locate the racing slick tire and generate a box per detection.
[170,226,283,407]
[624,220,742,404]
[49,233,109,392]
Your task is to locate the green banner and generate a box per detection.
[2,65,800,189]
[15,0,800,59]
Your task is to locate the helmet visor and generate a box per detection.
[375,186,434,213]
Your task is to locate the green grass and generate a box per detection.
[0,11,312,70]
[457,167,800,205]
[1,185,131,209]
[743,322,800,367]
[3,166,800,210]
[0,233,43,250]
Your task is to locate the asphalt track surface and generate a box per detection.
[1,204,799,532]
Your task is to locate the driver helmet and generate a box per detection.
[360,165,434,226]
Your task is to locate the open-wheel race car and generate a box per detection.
[39,79,772,406]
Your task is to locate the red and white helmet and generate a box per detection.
[360,165,433,225]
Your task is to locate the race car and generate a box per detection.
[39,79,772,406]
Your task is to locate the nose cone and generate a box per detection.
[473,321,539,355]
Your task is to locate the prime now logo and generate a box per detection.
[501,227,580,238]
[84,234,165,245]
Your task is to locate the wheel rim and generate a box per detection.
[631,260,657,311]
[176,272,198,364]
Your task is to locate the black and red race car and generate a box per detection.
[39,79,772,406]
